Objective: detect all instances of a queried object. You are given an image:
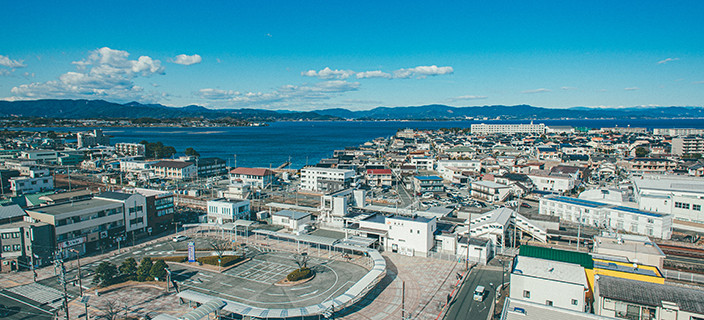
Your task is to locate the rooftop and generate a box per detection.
[472,180,509,189]
[230,167,275,176]
[152,160,194,169]
[519,245,594,269]
[95,191,133,201]
[28,199,120,216]
[512,256,588,288]
[501,298,614,320]
[0,204,27,221]
[597,275,704,314]
[272,209,311,220]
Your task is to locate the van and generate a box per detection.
[473,285,486,301]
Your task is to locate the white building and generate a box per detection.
[633,175,704,233]
[9,175,54,195]
[539,196,672,239]
[437,160,481,181]
[409,156,435,171]
[94,191,148,234]
[119,159,158,173]
[230,167,276,188]
[671,136,704,156]
[114,143,146,157]
[653,128,704,136]
[469,180,512,203]
[510,255,589,312]
[271,210,312,232]
[471,123,546,135]
[152,160,197,180]
[206,198,251,224]
[77,129,110,148]
[528,173,576,194]
[300,167,356,193]
[351,213,437,257]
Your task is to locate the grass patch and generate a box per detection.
[152,256,187,263]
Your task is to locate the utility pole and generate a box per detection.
[466,211,471,271]
[69,249,83,296]
[67,166,72,191]
[401,280,405,320]
[55,251,70,320]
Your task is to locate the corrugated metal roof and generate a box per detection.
[597,275,704,314]
[519,245,593,269]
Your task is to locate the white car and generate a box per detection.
[172,235,189,242]
[473,285,486,301]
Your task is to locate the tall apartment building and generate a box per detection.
[653,128,704,136]
[300,167,356,193]
[471,123,546,135]
[671,136,704,156]
[77,129,110,148]
[114,142,146,156]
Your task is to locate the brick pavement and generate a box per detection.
[65,285,191,319]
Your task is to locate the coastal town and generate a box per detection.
[1,122,703,320]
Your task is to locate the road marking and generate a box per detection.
[300,290,319,297]
[220,282,233,287]
[264,293,285,296]
[241,287,255,292]
[290,285,311,291]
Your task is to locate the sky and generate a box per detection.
[1,1,703,111]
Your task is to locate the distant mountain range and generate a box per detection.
[0,99,702,121]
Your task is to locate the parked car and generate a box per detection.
[172,235,189,242]
[520,203,532,208]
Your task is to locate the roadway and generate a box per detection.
[445,267,504,320]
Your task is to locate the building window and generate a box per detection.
[546,300,553,306]
[675,202,690,209]
[523,290,530,298]
[694,204,702,211]
[571,299,578,305]
[2,245,10,252]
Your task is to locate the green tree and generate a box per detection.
[119,257,137,280]
[185,147,200,158]
[635,147,649,158]
[136,257,153,281]
[150,260,168,281]
[140,140,177,159]
[93,261,118,287]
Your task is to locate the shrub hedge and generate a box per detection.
[287,268,313,282]
[152,256,187,262]
[196,255,242,267]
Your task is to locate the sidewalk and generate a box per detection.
[0,231,177,290]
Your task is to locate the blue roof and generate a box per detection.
[611,206,665,218]
[552,196,605,208]
[414,175,442,181]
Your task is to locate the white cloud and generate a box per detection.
[301,67,355,80]
[393,65,453,79]
[0,54,26,68]
[521,88,551,94]
[355,70,392,79]
[561,86,577,90]
[693,80,704,84]
[657,57,679,64]
[8,47,165,102]
[624,87,639,91]
[451,95,488,101]
[302,65,452,80]
[196,80,360,108]
[172,54,202,66]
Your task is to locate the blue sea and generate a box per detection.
[11,119,704,169]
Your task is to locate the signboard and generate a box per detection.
[187,241,196,263]
[58,237,85,249]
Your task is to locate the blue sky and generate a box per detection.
[1,1,703,110]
